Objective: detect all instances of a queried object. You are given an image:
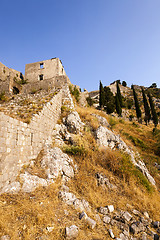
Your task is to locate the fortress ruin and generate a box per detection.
[0,58,71,95]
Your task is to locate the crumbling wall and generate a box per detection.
[0,86,73,189]
[0,62,22,95]
[25,58,66,84]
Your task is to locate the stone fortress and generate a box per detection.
[0,58,73,191]
[0,58,71,95]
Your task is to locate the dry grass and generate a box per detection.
[0,105,160,239]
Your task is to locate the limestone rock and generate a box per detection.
[20,172,48,193]
[98,206,109,215]
[0,236,10,240]
[65,225,79,239]
[0,181,21,194]
[41,147,74,180]
[107,205,114,213]
[59,191,77,205]
[103,215,111,224]
[123,211,132,222]
[91,114,110,128]
[109,229,115,238]
[64,111,84,134]
[85,216,96,229]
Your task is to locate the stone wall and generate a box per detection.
[22,75,71,94]
[0,86,73,189]
[25,58,66,84]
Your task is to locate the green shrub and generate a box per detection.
[0,91,7,101]
[63,145,86,156]
[69,85,80,102]
[108,117,118,129]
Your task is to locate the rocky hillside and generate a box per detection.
[0,93,160,239]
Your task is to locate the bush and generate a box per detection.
[108,117,118,129]
[86,96,94,106]
[63,145,86,156]
[69,85,80,102]
[0,91,7,102]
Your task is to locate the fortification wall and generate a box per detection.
[22,75,71,94]
[0,62,22,81]
[25,58,66,84]
[0,86,72,189]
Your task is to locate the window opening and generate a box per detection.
[40,63,44,69]
[39,74,43,81]
[13,87,20,94]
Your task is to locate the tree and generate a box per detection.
[99,81,105,108]
[149,83,157,88]
[116,81,123,107]
[115,94,122,116]
[103,86,115,114]
[148,92,158,128]
[132,85,142,121]
[141,87,151,125]
[122,81,127,87]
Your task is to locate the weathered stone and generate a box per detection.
[130,222,145,234]
[79,211,87,220]
[65,225,78,239]
[123,211,132,222]
[0,236,10,240]
[85,216,96,229]
[20,172,48,193]
[64,111,84,134]
[41,147,74,179]
[98,206,109,215]
[107,205,114,213]
[109,229,115,238]
[91,114,110,128]
[0,181,21,194]
[132,209,141,216]
[59,191,77,205]
[120,233,128,240]
[143,212,149,219]
[103,215,111,224]
[142,232,147,240]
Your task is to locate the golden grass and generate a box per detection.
[0,105,160,239]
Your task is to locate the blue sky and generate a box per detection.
[0,0,160,91]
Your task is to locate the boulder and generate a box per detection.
[64,111,84,134]
[20,172,48,193]
[65,225,79,239]
[41,147,74,180]
[0,181,21,194]
[91,114,110,128]
[109,229,115,238]
[59,191,77,205]
[98,206,109,215]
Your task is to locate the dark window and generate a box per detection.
[20,72,24,80]
[13,87,20,94]
[40,63,44,69]
[39,74,43,80]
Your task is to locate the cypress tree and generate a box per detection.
[103,86,115,114]
[132,85,142,121]
[148,92,158,128]
[115,93,122,116]
[99,81,105,108]
[116,81,123,107]
[141,87,151,125]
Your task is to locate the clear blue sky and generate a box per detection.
[0,0,160,91]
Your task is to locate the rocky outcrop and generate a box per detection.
[63,111,84,134]
[95,126,156,186]
[41,146,75,180]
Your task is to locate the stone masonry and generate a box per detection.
[0,85,73,190]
